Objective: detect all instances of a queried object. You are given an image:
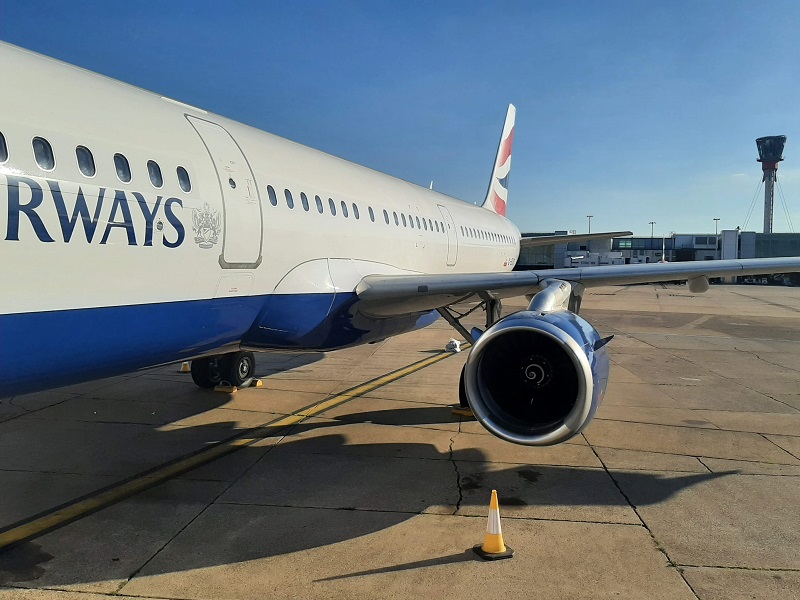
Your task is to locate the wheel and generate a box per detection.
[190,356,224,388]
[221,351,256,388]
[458,364,469,408]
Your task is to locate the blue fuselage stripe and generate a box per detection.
[0,294,438,397]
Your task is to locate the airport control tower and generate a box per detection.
[756,135,787,234]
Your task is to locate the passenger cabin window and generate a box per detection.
[383,210,390,224]
[300,192,310,211]
[329,198,337,216]
[267,185,278,206]
[147,160,163,188]
[76,146,95,177]
[114,153,131,182]
[33,137,55,170]
[353,203,360,220]
[369,206,375,222]
[0,131,7,163]
[315,195,324,213]
[393,212,399,226]
[177,166,192,192]
[401,214,407,227]
[284,189,294,209]
[341,201,348,218]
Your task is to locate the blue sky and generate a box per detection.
[2,1,799,235]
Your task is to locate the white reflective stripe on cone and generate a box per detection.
[488,509,502,535]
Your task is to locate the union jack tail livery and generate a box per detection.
[482,104,515,217]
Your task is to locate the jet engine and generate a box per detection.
[464,308,610,446]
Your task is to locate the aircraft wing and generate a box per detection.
[355,256,800,317]
[520,231,633,247]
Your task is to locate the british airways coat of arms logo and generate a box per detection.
[192,202,221,249]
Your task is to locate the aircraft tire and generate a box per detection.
[222,351,256,388]
[190,356,224,388]
[458,364,469,408]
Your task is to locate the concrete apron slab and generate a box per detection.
[119,506,696,600]
[584,420,800,464]
[0,590,174,600]
[0,479,228,594]
[615,471,800,570]
[682,567,800,600]
[2,285,799,600]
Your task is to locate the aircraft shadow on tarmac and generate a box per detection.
[0,402,730,586]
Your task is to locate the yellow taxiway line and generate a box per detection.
[0,346,467,550]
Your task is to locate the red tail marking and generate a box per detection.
[497,128,514,168]
[493,192,507,216]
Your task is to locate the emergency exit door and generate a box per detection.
[187,116,263,269]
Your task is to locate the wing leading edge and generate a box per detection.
[355,257,800,317]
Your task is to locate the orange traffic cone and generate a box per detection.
[179,362,191,373]
[473,489,514,560]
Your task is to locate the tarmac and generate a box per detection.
[0,283,798,600]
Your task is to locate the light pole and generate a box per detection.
[714,218,720,259]
[713,218,720,236]
[649,221,656,238]
[587,215,593,234]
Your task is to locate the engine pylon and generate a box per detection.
[473,489,514,560]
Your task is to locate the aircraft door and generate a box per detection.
[187,116,263,269]
[437,204,458,266]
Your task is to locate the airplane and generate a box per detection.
[2,41,799,448]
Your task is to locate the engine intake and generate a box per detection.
[464,309,609,446]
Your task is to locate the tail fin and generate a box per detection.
[481,104,516,216]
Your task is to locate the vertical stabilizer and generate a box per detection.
[481,104,516,216]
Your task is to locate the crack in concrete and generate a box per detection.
[676,563,800,572]
[597,415,800,439]
[5,581,197,599]
[449,421,463,515]
[759,433,800,462]
[2,394,84,425]
[695,457,713,473]
[750,352,799,373]
[587,443,800,471]
[7,398,33,413]
[622,339,800,414]
[115,425,293,595]
[583,434,702,600]
[729,290,800,314]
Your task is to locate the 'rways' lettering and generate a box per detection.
[163,198,185,248]
[49,180,105,243]
[100,190,137,245]
[133,192,161,247]
[5,175,54,242]
[3,177,187,248]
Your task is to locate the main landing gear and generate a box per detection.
[438,296,504,412]
[190,351,256,389]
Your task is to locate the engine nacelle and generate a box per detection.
[464,309,610,446]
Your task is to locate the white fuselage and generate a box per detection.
[0,43,520,396]
[1,43,519,314]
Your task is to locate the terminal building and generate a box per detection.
[517,134,800,281]
[517,230,800,284]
